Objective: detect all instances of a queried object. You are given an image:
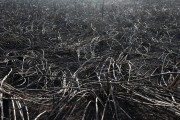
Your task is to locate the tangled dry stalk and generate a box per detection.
[0,0,180,120]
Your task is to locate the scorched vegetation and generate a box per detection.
[0,0,180,119]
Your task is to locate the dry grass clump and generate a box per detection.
[1,0,180,120]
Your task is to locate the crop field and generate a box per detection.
[0,0,180,119]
